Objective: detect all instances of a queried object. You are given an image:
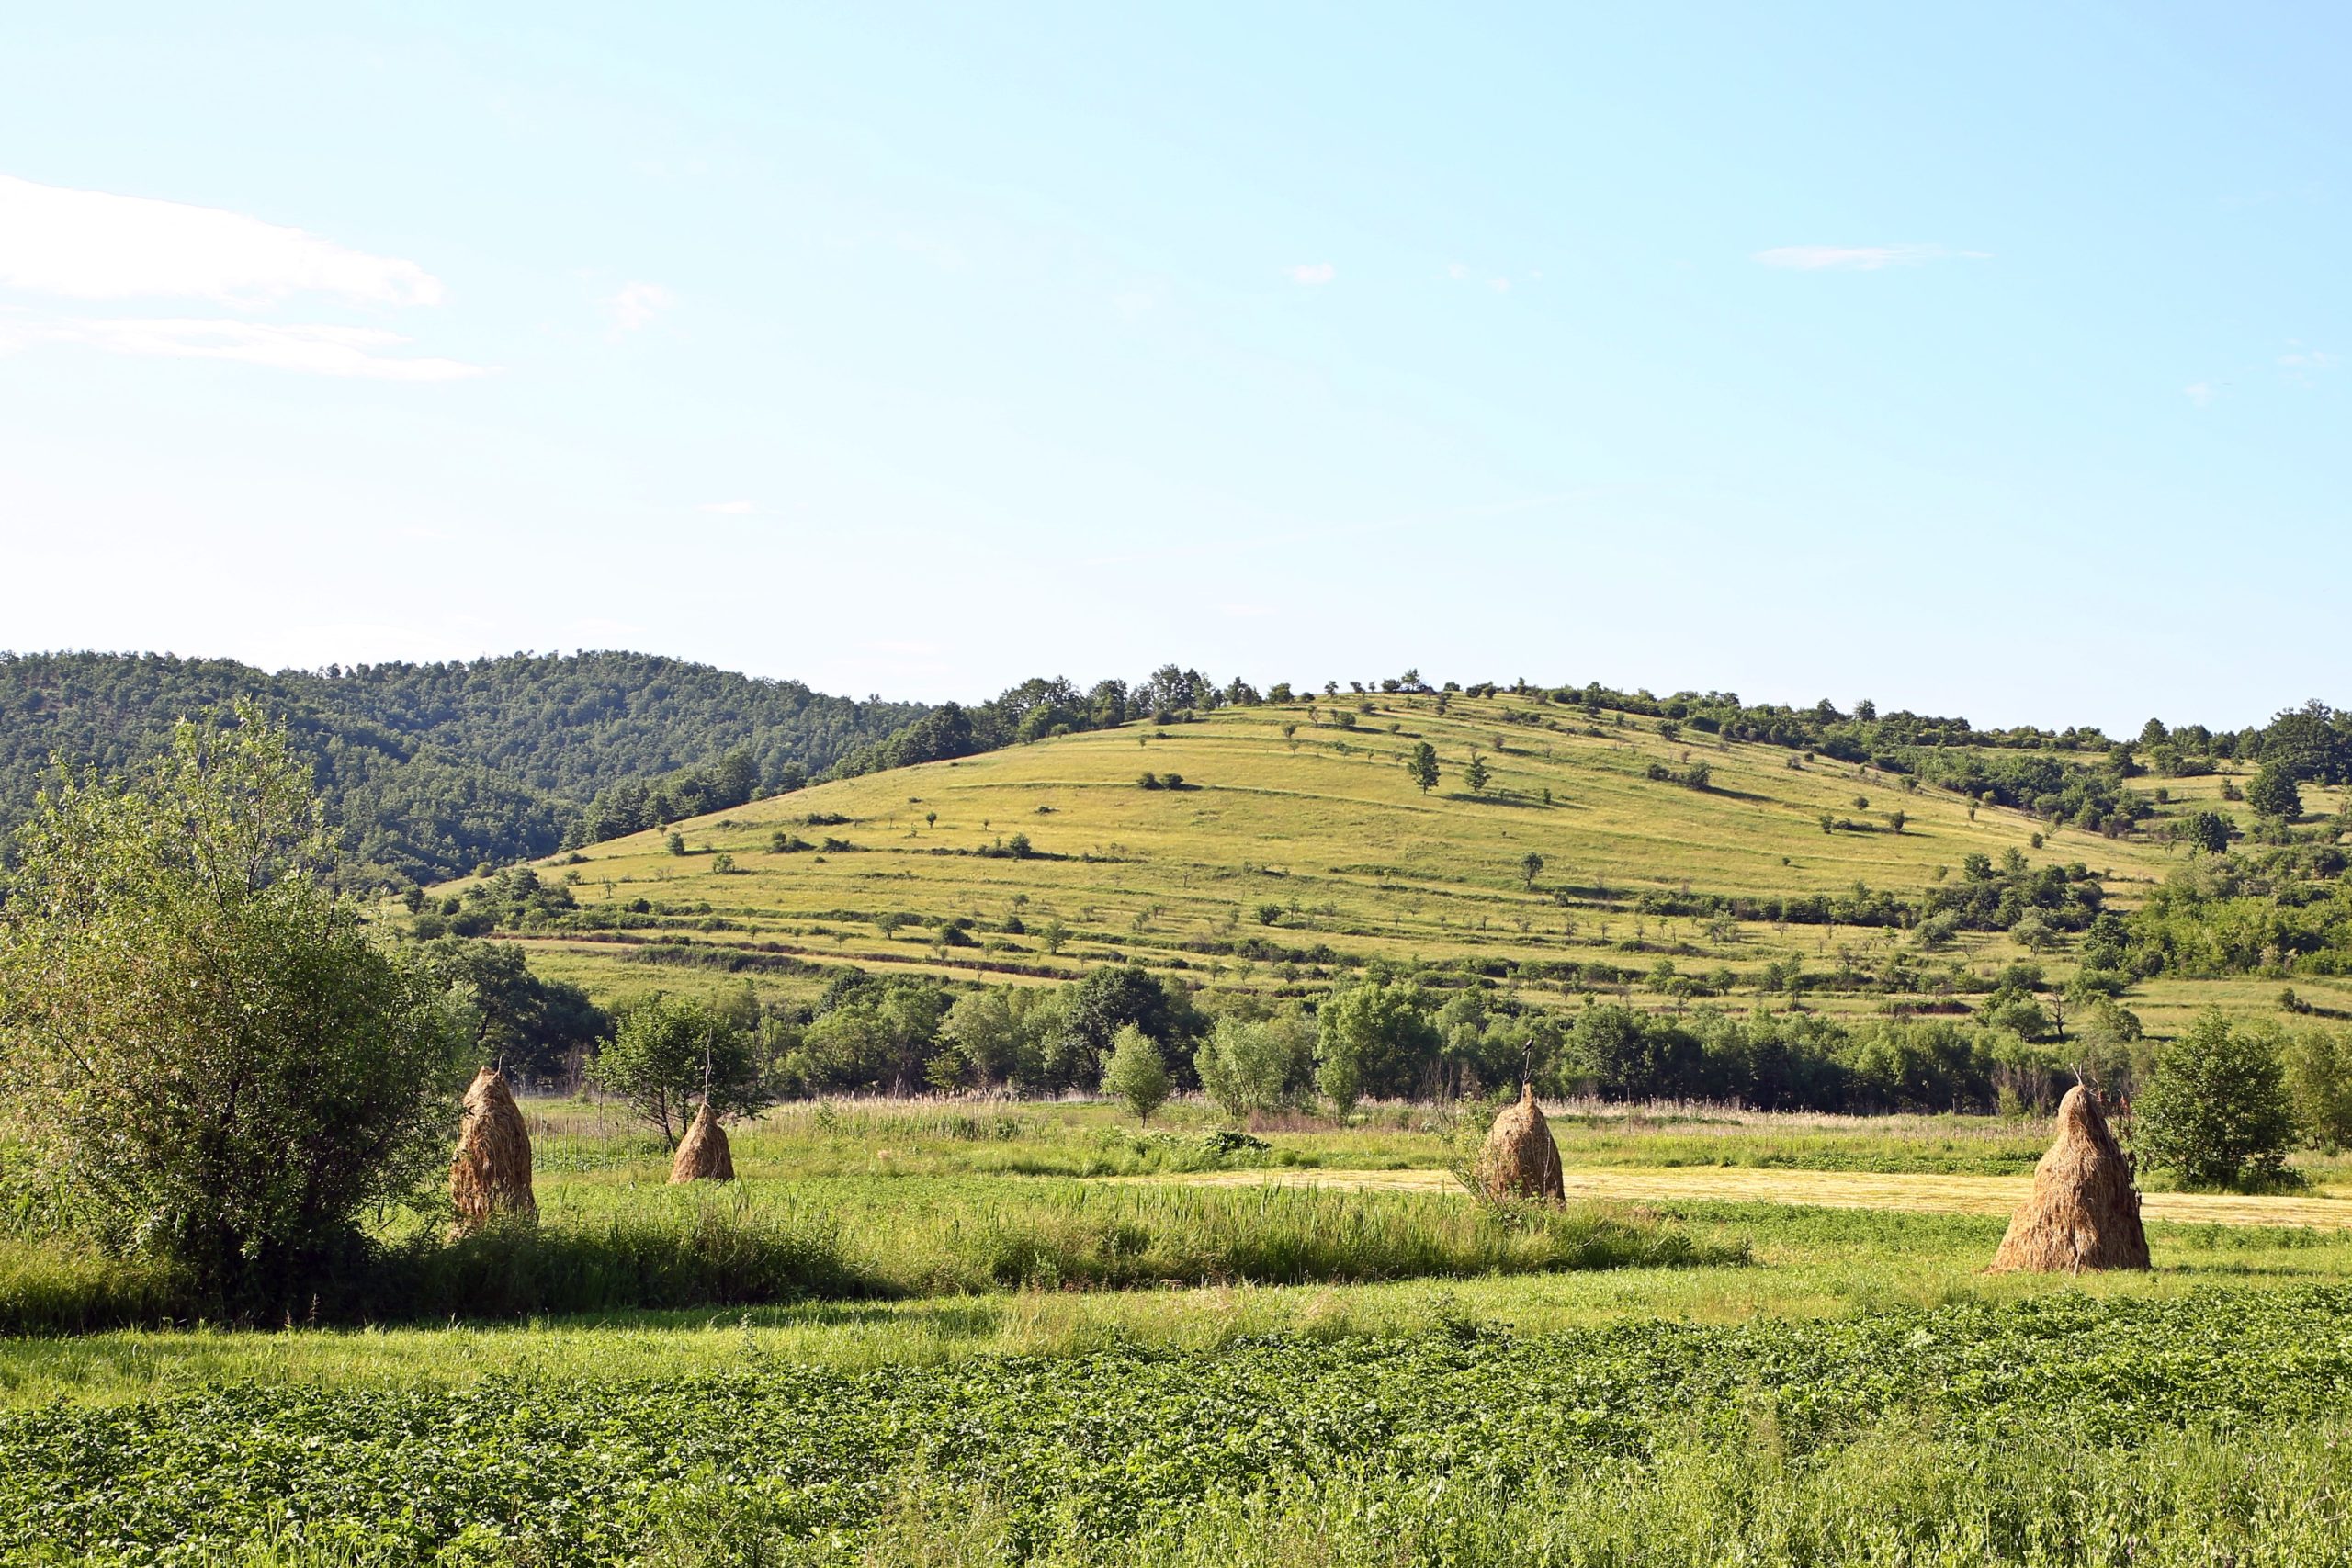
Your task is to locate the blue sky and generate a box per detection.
[0,3,2343,730]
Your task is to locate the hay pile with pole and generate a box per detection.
[1988,1083,2149,1273]
[450,1067,536,1231]
[1474,1083,1565,1202]
[670,1100,735,1182]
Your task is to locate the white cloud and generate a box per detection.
[0,175,443,306]
[1285,262,1336,286]
[2183,382,2215,407]
[601,280,673,332]
[1488,276,1510,293]
[0,312,487,379]
[2279,347,2336,371]
[1445,261,1472,281]
[1753,243,1984,271]
[698,499,756,515]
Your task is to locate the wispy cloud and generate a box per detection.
[1754,243,1986,271]
[1445,262,1472,282]
[1285,262,1336,286]
[2279,346,2336,371]
[0,312,487,380]
[601,280,673,333]
[2183,382,2215,407]
[0,175,443,306]
[697,499,756,515]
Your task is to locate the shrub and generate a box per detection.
[2281,1024,2352,1150]
[2134,1011,2298,1188]
[0,708,458,1312]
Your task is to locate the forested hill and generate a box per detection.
[0,652,924,888]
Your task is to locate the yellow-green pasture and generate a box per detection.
[430,694,2343,1028]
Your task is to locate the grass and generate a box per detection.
[10,1099,2352,1562]
[414,693,2352,1033]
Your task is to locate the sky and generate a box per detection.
[0,3,2345,731]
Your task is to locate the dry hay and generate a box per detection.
[450,1067,536,1231]
[670,1100,736,1182]
[1987,1083,2149,1273]
[1474,1083,1565,1202]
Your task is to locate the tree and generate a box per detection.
[2245,763,2303,820]
[666,830,687,855]
[1039,918,1069,955]
[1194,1014,1310,1119]
[2281,1025,2352,1150]
[1463,751,1490,795]
[416,937,607,1086]
[1101,1024,1170,1123]
[589,992,776,1145]
[1521,852,1545,889]
[0,708,458,1307]
[1315,980,1440,1111]
[2134,1011,2297,1188]
[2184,810,2231,855]
[1407,742,1440,795]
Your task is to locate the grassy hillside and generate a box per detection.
[459,691,2350,1036]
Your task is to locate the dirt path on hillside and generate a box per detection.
[1144,1166,2352,1229]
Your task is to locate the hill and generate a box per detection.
[0,651,923,887]
[436,687,2352,1043]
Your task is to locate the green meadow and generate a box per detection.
[468,693,2351,1038]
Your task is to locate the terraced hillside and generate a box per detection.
[435,691,2351,1035]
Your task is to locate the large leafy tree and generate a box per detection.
[0,707,459,1306]
[2134,1011,2297,1189]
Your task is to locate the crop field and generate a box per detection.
[7,1100,2352,1562]
[444,694,2352,1038]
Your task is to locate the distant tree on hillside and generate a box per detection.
[2246,763,2303,820]
[589,992,775,1146]
[1463,751,1491,795]
[1521,852,1545,889]
[1407,742,1440,795]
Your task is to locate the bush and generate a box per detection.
[0,708,459,1313]
[2134,1011,2299,1189]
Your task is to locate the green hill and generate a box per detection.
[442,688,2352,1041]
[0,651,923,887]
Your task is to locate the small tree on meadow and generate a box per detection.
[1521,852,1544,889]
[2134,1011,2297,1189]
[1101,1024,1170,1123]
[1407,742,1440,795]
[588,992,775,1146]
[1463,751,1490,795]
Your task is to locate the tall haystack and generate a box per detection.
[450,1067,536,1231]
[1988,1083,2149,1273]
[1474,1083,1565,1201]
[670,1100,735,1182]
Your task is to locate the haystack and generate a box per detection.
[450,1067,536,1231]
[1987,1084,2149,1273]
[1474,1083,1565,1201]
[669,1100,735,1182]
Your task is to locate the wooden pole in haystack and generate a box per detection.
[1987,1082,2149,1273]
[450,1066,536,1232]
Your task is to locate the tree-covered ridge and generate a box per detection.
[0,651,924,888]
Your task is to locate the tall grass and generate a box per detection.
[0,1178,1734,1332]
